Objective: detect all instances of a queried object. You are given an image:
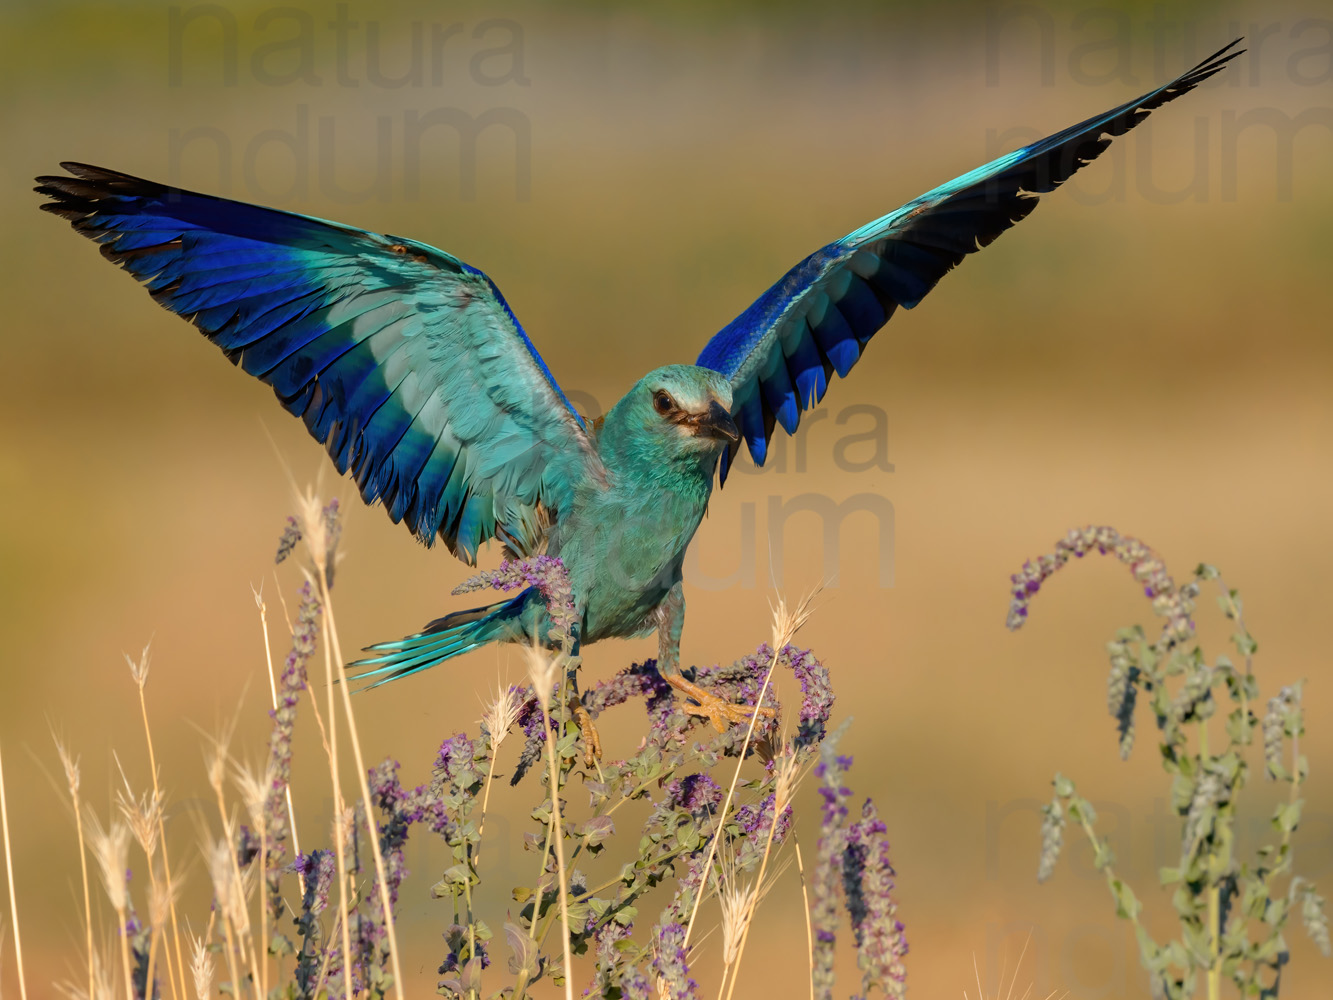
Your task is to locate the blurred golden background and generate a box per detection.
[2,0,1331,996]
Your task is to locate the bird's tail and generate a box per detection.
[348,587,547,690]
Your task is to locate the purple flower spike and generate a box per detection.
[1005,526,1195,646]
[651,922,698,1000]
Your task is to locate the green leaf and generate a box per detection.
[613,906,638,926]
[1225,706,1252,745]
[1067,795,1096,825]
[1274,800,1303,834]
[582,815,615,846]
[1110,878,1142,920]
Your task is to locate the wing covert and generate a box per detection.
[697,39,1243,483]
[37,162,600,562]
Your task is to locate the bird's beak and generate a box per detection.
[695,399,741,444]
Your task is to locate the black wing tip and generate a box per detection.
[1179,36,1246,87]
[34,163,166,210]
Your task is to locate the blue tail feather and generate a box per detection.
[348,587,548,690]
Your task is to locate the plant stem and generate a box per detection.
[465,750,501,1000]
[257,593,303,880]
[542,711,575,1000]
[684,643,783,947]
[319,571,408,999]
[136,685,186,1000]
[723,790,785,1000]
[1199,705,1221,1000]
[794,835,815,1000]
[0,745,27,1000]
[1207,887,1221,1000]
[315,579,353,1000]
[63,748,95,1000]
[209,777,262,991]
[1072,809,1154,950]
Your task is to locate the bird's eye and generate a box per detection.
[652,390,676,415]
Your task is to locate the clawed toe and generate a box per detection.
[665,674,776,733]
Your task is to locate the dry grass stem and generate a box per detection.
[471,680,522,969]
[525,646,575,1000]
[291,482,361,1000]
[477,682,523,863]
[309,559,407,1000]
[717,852,790,1000]
[255,584,302,864]
[685,589,818,948]
[722,746,806,1000]
[56,944,115,1000]
[54,733,95,1000]
[204,724,263,990]
[147,866,179,1000]
[233,757,276,997]
[964,935,1058,1000]
[125,641,185,1000]
[312,580,353,1000]
[86,807,132,1000]
[0,744,27,1000]
[205,834,244,998]
[794,834,815,1000]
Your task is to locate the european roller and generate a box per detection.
[36,40,1241,731]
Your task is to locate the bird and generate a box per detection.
[36,39,1242,732]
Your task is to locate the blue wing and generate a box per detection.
[696,39,1243,483]
[37,163,603,562]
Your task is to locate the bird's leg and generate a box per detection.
[569,695,602,767]
[561,633,602,766]
[654,584,776,734]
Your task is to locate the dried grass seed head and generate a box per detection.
[84,808,131,912]
[113,753,163,859]
[116,785,162,861]
[290,482,344,583]
[189,929,216,1000]
[56,946,116,1000]
[773,744,808,814]
[770,587,820,649]
[149,862,179,927]
[522,645,562,711]
[124,639,152,689]
[204,833,252,930]
[52,731,80,796]
[480,681,524,748]
[719,875,759,967]
[201,711,241,796]
[717,846,791,967]
[231,756,277,830]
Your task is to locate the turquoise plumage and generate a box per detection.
[35,39,1242,728]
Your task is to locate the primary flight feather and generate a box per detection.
[36,39,1242,729]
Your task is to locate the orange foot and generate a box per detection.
[665,673,777,733]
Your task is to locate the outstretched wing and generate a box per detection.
[697,39,1243,483]
[37,163,602,562]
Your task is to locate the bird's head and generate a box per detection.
[600,365,739,472]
